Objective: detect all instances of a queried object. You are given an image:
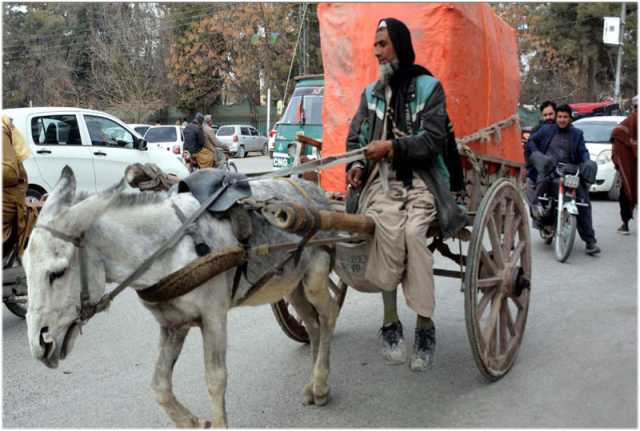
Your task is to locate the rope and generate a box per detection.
[280,177,311,202]
[455,114,520,149]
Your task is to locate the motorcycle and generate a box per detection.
[535,162,586,263]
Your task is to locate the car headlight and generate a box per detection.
[596,149,612,165]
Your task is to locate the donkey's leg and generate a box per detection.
[287,286,321,405]
[201,313,229,428]
[301,252,339,406]
[151,325,205,428]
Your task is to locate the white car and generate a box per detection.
[128,123,153,137]
[3,107,190,199]
[143,125,185,160]
[573,116,625,200]
[215,125,268,158]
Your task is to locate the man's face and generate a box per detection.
[374,29,396,65]
[556,111,571,129]
[541,106,556,123]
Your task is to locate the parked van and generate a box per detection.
[272,75,323,168]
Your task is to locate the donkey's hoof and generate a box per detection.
[313,388,330,406]
[303,383,315,405]
[209,418,228,428]
[176,417,202,428]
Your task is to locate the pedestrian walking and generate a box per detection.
[611,96,637,235]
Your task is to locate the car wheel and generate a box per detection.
[608,173,621,201]
[262,143,268,156]
[238,146,246,158]
[26,186,45,204]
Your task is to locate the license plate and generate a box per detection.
[272,155,292,168]
[564,174,580,188]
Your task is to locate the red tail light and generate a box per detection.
[233,134,239,143]
[172,144,180,154]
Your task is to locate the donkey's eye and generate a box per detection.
[49,269,66,285]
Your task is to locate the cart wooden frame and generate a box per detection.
[271,150,532,381]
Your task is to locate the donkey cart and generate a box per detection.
[271,150,532,382]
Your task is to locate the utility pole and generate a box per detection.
[298,3,305,76]
[613,2,626,105]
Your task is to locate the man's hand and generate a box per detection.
[348,165,364,189]
[365,140,393,161]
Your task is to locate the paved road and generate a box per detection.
[3,165,636,427]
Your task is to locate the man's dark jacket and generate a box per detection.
[183,122,205,154]
[346,76,467,239]
[525,124,591,183]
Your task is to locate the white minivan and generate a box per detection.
[3,107,190,199]
[215,125,268,158]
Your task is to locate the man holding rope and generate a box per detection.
[345,18,466,371]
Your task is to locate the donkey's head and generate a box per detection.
[25,166,124,368]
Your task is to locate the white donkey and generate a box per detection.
[24,167,339,427]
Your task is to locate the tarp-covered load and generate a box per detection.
[317,3,521,192]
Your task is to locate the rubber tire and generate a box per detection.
[271,276,348,344]
[3,253,27,319]
[554,210,577,263]
[26,186,45,204]
[237,146,246,158]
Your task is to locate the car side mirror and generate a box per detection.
[135,137,147,150]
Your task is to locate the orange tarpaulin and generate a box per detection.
[317,3,521,192]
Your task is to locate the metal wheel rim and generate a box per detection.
[464,179,531,380]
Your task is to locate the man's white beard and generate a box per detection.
[378,58,399,86]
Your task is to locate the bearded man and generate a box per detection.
[346,18,466,371]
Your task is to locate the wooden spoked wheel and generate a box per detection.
[271,273,348,344]
[464,179,532,381]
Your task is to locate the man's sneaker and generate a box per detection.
[585,241,601,255]
[379,321,406,365]
[617,223,630,235]
[410,325,436,372]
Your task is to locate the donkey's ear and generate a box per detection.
[42,166,77,216]
[62,178,126,233]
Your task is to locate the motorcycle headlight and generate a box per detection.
[596,149,612,165]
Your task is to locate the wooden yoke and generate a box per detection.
[296,134,323,183]
[261,201,375,236]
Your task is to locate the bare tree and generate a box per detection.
[89,3,166,122]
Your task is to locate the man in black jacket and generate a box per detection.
[183,113,208,169]
[346,18,466,371]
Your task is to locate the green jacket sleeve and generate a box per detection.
[391,82,447,167]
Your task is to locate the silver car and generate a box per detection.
[215,125,268,158]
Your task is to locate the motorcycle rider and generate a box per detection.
[2,115,36,256]
[525,104,601,255]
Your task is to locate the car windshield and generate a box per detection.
[573,121,619,143]
[281,86,323,125]
[217,127,234,136]
[134,126,150,136]
[145,127,176,142]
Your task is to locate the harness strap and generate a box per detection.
[171,201,211,256]
[35,225,84,248]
